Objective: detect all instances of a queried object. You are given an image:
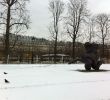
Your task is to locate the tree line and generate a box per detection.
[49,0,110,63]
[0,0,110,63]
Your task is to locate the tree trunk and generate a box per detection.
[31,52,34,64]
[102,38,105,58]
[54,33,58,64]
[72,35,76,60]
[4,6,11,63]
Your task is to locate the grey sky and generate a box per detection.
[27,0,110,39]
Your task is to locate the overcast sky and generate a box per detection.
[27,0,110,39]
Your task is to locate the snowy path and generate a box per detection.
[0,64,110,100]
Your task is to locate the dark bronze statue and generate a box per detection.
[69,42,103,71]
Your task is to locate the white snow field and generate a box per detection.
[0,64,110,100]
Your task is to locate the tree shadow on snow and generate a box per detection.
[75,69,110,73]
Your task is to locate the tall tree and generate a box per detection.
[87,17,95,43]
[49,0,64,63]
[0,0,30,63]
[66,0,88,59]
[95,13,110,58]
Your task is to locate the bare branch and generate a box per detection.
[0,22,6,25]
[10,23,28,29]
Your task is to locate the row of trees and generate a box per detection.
[49,0,110,63]
[0,0,110,63]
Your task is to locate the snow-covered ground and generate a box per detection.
[0,64,110,100]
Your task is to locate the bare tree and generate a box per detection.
[0,0,30,63]
[49,0,64,63]
[86,17,95,43]
[95,13,110,58]
[65,0,88,60]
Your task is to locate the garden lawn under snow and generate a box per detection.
[0,64,110,100]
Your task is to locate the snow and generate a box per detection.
[0,64,110,100]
